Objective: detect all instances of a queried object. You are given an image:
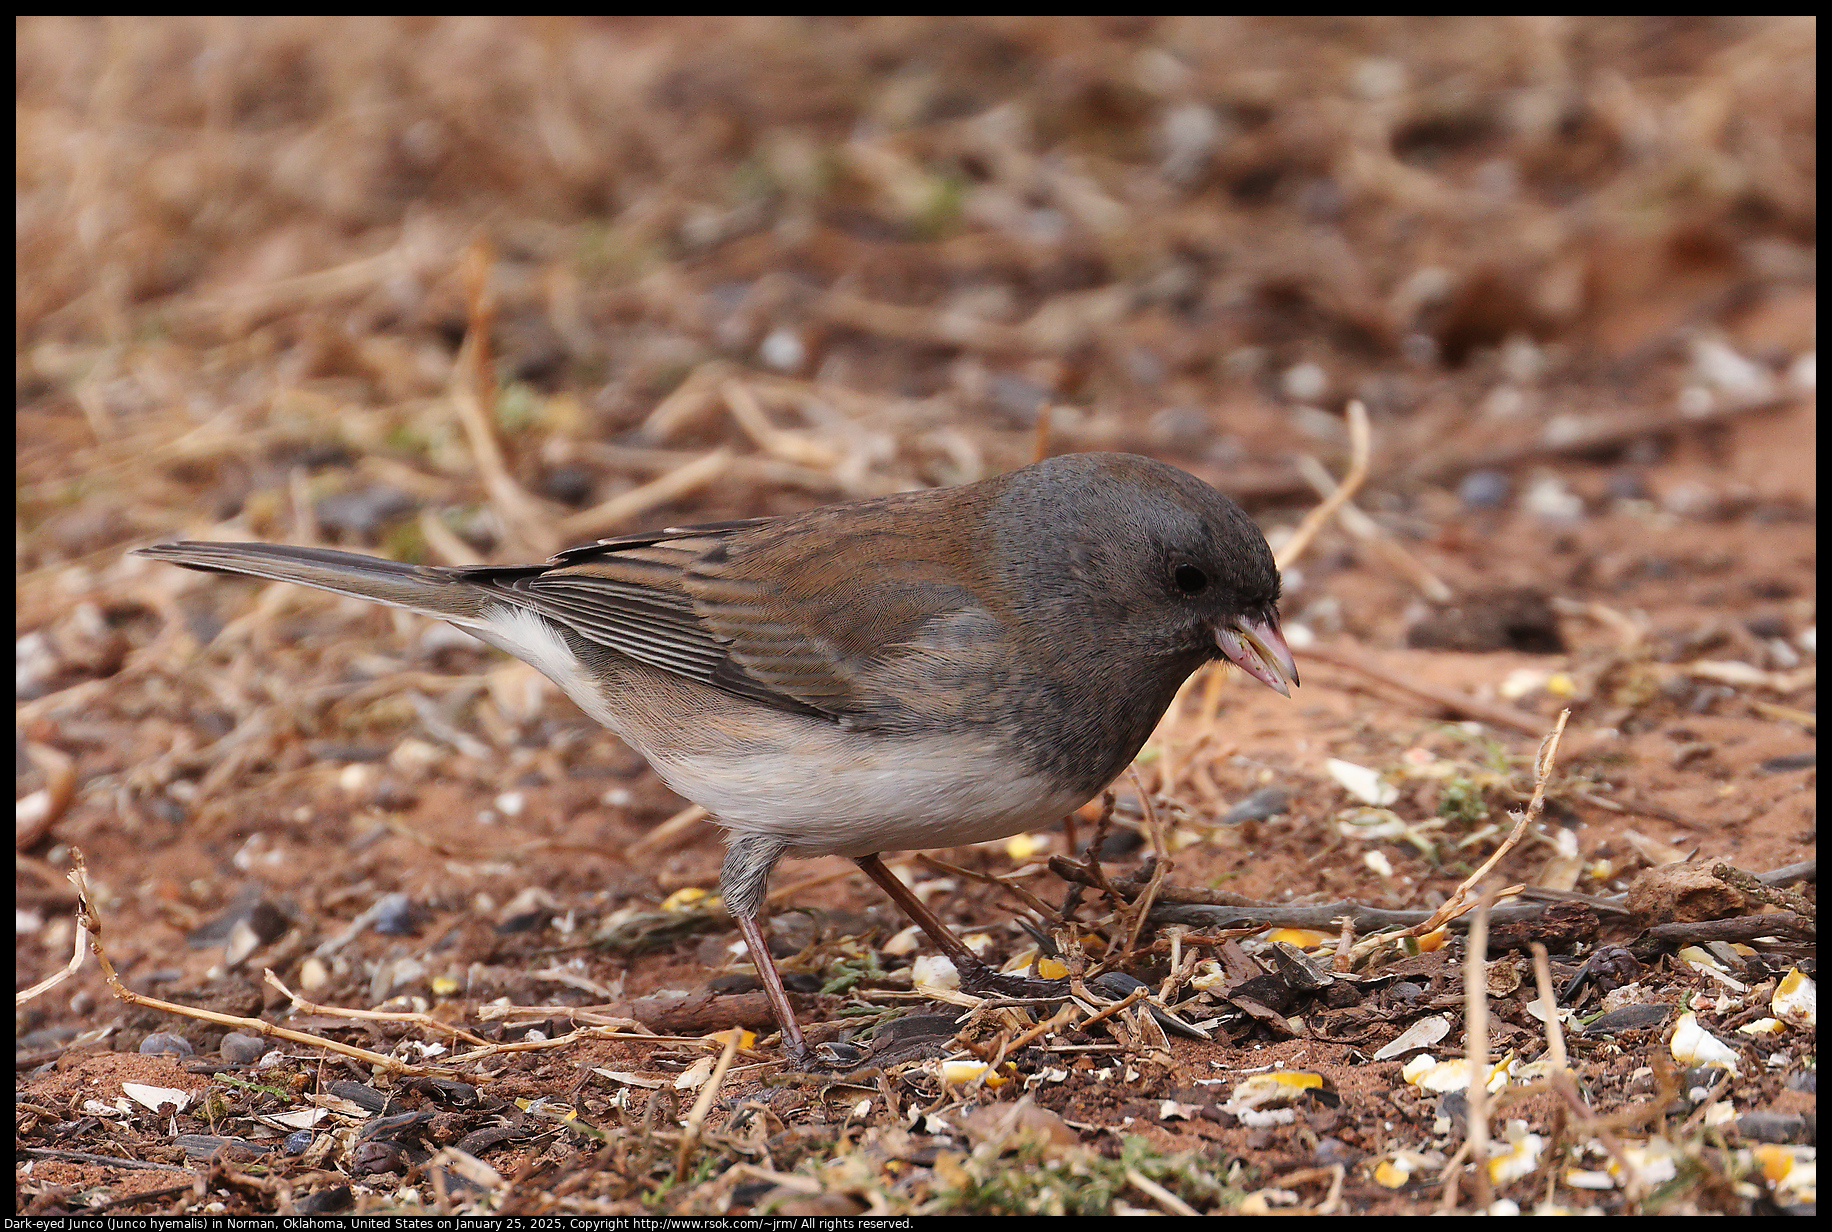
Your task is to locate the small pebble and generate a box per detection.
[313,486,415,539]
[1281,361,1329,403]
[988,372,1049,421]
[1222,786,1293,825]
[1499,335,1545,383]
[1787,351,1814,393]
[1604,470,1649,502]
[371,892,417,936]
[139,1032,194,1057]
[758,326,806,373]
[1681,1066,1732,1101]
[1690,338,1775,401]
[1401,332,1440,367]
[1457,469,1511,509]
[1158,101,1223,185]
[1124,346,1167,386]
[1735,1112,1809,1144]
[538,465,597,506]
[296,1186,353,1214]
[1149,405,1211,448]
[1096,826,1145,859]
[1435,1090,1470,1132]
[1745,613,1790,639]
[1660,480,1719,518]
[1522,473,1583,521]
[1314,1136,1361,1168]
[220,1032,268,1065]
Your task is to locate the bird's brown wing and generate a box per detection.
[682,502,1013,731]
[461,499,1012,731]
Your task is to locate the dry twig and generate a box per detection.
[912,853,1063,928]
[1294,451,1453,602]
[1274,399,1371,572]
[1120,766,1172,961]
[262,970,491,1048]
[65,851,453,1076]
[1409,710,1570,938]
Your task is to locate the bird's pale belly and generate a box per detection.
[479,608,1100,857]
[651,732,1093,859]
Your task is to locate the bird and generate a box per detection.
[134,451,1297,1066]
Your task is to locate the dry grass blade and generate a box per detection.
[1401,391,1803,486]
[1529,942,1568,1072]
[912,852,1063,927]
[16,742,78,850]
[1002,1001,1079,1053]
[763,861,863,906]
[1457,884,1501,1211]
[14,894,88,1006]
[473,1002,656,1029]
[1274,399,1371,573]
[451,237,556,558]
[1407,709,1569,938]
[1453,712,1568,914]
[676,1027,743,1183]
[554,450,734,542]
[1294,452,1453,602]
[445,1024,671,1065]
[1673,661,1816,693]
[1748,700,1816,730]
[624,803,713,859]
[719,380,842,469]
[640,361,738,440]
[418,509,487,568]
[1120,765,1172,960]
[427,1145,506,1201]
[1126,1166,1201,1216]
[813,287,1037,354]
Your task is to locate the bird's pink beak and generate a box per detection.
[1215,614,1299,697]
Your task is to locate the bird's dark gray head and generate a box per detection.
[989,452,1295,697]
[994,451,1273,625]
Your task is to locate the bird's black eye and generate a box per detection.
[1173,563,1209,595]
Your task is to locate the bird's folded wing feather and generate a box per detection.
[462,513,1011,730]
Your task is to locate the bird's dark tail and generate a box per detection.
[133,542,493,625]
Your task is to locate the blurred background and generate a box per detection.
[18,15,1814,569]
[14,20,1817,1215]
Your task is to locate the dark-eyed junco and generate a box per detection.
[136,451,1296,1064]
